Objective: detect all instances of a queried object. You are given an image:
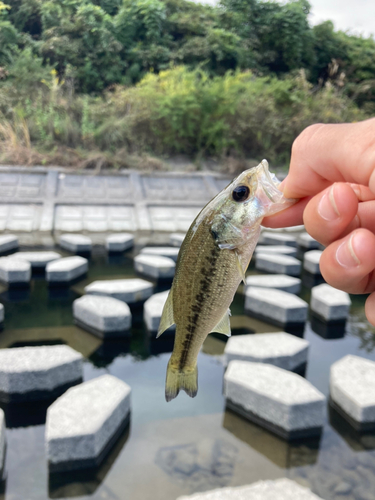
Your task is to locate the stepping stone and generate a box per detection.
[59,234,92,253]
[105,233,134,252]
[0,234,18,254]
[224,361,325,439]
[140,246,180,262]
[177,478,323,500]
[311,283,351,321]
[255,253,301,277]
[46,374,131,472]
[85,278,153,304]
[330,355,375,431]
[245,274,301,294]
[134,254,175,279]
[0,409,4,476]
[13,251,61,268]
[245,287,308,326]
[255,245,297,257]
[73,295,131,338]
[0,345,83,402]
[0,257,31,285]
[169,233,185,247]
[303,250,323,275]
[144,290,174,333]
[260,232,297,247]
[46,256,88,283]
[297,232,321,250]
[224,332,309,372]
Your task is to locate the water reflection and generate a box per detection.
[48,424,130,498]
[310,315,346,339]
[89,339,131,368]
[329,403,375,451]
[222,410,321,468]
[301,272,325,289]
[0,287,30,303]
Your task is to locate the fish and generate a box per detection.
[157,160,295,402]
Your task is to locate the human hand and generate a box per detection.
[263,118,375,326]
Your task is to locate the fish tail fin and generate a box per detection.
[165,363,198,402]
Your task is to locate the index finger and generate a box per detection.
[283,118,375,199]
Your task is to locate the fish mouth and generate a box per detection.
[256,159,283,203]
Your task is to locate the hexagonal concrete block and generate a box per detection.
[13,251,61,268]
[105,233,134,253]
[224,332,309,372]
[255,254,301,277]
[297,232,321,250]
[245,287,308,326]
[260,232,297,247]
[0,257,31,285]
[330,355,375,431]
[177,478,323,500]
[245,274,301,294]
[46,374,131,472]
[144,290,175,333]
[303,250,322,275]
[224,361,325,439]
[46,256,88,283]
[140,246,180,262]
[59,234,92,253]
[73,295,131,338]
[169,233,185,247]
[134,254,175,279]
[85,278,153,304]
[0,409,5,477]
[255,245,297,257]
[0,234,18,254]
[0,345,83,402]
[311,283,351,321]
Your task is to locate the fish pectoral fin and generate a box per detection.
[235,249,249,284]
[157,289,175,338]
[210,309,231,337]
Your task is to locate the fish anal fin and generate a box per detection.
[210,309,231,337]
[157,289,175,338]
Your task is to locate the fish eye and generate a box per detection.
[232,185,250,202]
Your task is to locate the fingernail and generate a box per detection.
[336,233,361,268]
[318,184,340,221]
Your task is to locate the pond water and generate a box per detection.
[0,244,374,500]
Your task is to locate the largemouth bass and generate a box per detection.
[158,160,294,402]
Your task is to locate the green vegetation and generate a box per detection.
[0,0,374,168]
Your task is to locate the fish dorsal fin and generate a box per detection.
[157,289,175,338]
[235,250,246,284]
[210,309,231,337]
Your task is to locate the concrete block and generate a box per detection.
[73,295,131,338]
[303,250,323,275]
[224,332,309,371]
[260,232,297,247]
[140,246,180,262]
[224,361,325,439]
[255,254,301,277]
[245,274,301,294]
[330,355,375,430]
[177,478,323,500]
[0,345,83,402]
[105,233,134,252]
[46,374,131,471]
[170,233,185,247]
[134,254,175,279]
[46,256,88,283]
[311,283,351,321]
[0,409,4,476]
[245,287,308,326]
[85,278,153,304]
[0,234,18,254]
[59,234,92,253]
[144,290,174,332]
[255,245,297,257]
[297,232,321,250]
[0,257,31,284]
[13,251,61,268]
